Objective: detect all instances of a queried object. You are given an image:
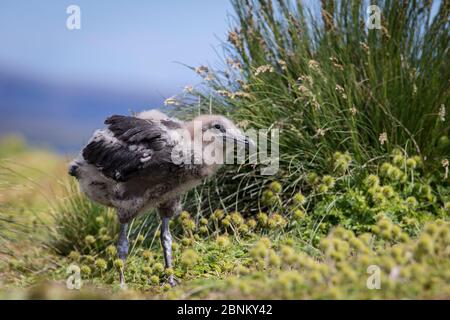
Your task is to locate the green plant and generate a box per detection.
[172,0,449,217]
[164,219,450,299]
[47,179,119,255]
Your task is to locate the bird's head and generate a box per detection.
[189,114,254,149]
[176,115,256,175]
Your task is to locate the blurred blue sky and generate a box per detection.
[0,1,233,151]
[0,0,232,95]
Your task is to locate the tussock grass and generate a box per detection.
[47,179,119,256]
[173,0,449,215]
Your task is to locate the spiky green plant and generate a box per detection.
[174,0,449,215]
[47,179,119,255]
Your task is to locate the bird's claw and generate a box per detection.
[120,281,128,290]
[119,271,128,289]
[165,274,179,287]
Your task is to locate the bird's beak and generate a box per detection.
[223,130,255,149]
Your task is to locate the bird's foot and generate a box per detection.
[164,274,179,287]
[120,281,128,290]
[119,271,128,289]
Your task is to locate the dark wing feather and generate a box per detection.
[82,115,172,182]
[105,115,165,147]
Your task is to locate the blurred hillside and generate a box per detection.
[0,70,162,153]
[0,1,231,154]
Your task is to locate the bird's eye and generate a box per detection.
[214,124,222,130]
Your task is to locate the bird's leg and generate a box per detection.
[117,222,129,289]
[160,216,176,286]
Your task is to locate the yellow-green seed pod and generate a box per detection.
[80,265,91,276]
[247,218,257,229]
[306,172,319,184]
[257,212,268,226]
[365,174,380,187]
[221,217,231,227]
[231,212,244,226]
[269,181,282,193]
[317,184,329,193]
[153,262,164,273]
[113,259,124,270]
[216,235,230,247]
[84,235,96,245]
[292,192,306,205]
[68,251,80,261]
[322,175,335,188]
[94,258,107,271]
[106,245,117,257]
[95,216,105,225]
[150,275,159,285]
[179,210,190,220]
[212,209,224,220]
[181,249,199,268]
[142,266,152,275]
[142,250,154,261]
[293,209,305,219]
[393,154,404,167]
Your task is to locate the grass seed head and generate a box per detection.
[292,192,306,205]
[84,235,96,245]
[68,251,80,261]
[181,249,199,268]
[113,259,124,270]
[269,181,282,193]
[106,245,117,257]
[94,258,107,271]
[150,275,159,285]
[80,265,91,276]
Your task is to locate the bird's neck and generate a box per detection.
[198,163,222,178]
[188,143,225,178]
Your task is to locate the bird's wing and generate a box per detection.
[82,115,180,182]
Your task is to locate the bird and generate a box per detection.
[68,110,253,287]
